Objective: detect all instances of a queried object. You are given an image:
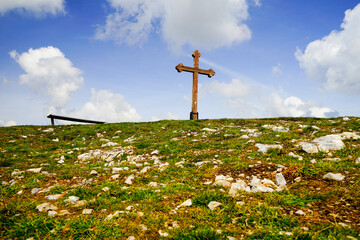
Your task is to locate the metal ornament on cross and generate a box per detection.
[176,50,215,120]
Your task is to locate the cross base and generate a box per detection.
[190,112,199,120]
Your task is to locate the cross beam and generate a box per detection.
[175,50,215,120]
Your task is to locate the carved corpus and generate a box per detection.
[176,50,215,120]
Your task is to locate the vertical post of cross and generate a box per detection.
[175,50,215,120]
[191,50,200,120]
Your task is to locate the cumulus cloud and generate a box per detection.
[10,46,84,108]
[296,3,360,95]
[151,112,180,121]
[70,89,142,123]
[95,0,255,52]
[266,94,338,118]
[0,120,17,127]
[11,46,141,123]
[202,77,338,118]
[0,0,65,16]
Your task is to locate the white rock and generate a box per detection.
[159,230,169,237]
[295,210,306,215]
[323,173,345,181]
[213,177,231,188]
[148,182,158,187]
[240,135,249,140]
[255,143,282,154]
[261,179,278,189]
[31,188,41,194]
[90,170,98,175]
[125,174,135,185]
[355,157,360,164]
[202,128,216,132]
[140,166,151,174]
[159,163,169,171]
[272,126,289,132]
[300,142,319,153]
[151,150,159,155]
[43,128,54,132]
[112,167,123,173]
[127,236,136,240]
[65,196,80,204]
[300,132,359,153]
[101,142,118,147]
[48,210,57,217]
[102,187,110,192]
[310,159,317,164]
[229,180,247,196]
[208,201,222,210]
[111,174,120,180]
[45,194,62,200]
[126,205,134,211]
[276,173,287,187]
[249,176,261,187]
[11,170,24,177]
[82,209,93,215]
[343,117,350,121]
[179,199,192,208]
[52,138,59,142]
[36,203,58,212]
[26,168,42,173]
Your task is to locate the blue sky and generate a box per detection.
[0,0,360,126]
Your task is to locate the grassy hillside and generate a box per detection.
[0,118,359,239]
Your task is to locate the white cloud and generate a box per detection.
[68,89,141,123]
[201,77,338,118]
[95,0,163,46]
[0,0,65,16]
[272,64,282,75]
[0,120,17,127]
[162,0,251,52]
[151,112,180,121]
[296,3,360,95]
[96,0,254,52]
[266,94,338,118]
[204,79,253,98]
[10,46,84,108]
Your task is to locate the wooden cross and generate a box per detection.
[176,50,215,120]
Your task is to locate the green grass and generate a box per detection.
[0,117,359,239]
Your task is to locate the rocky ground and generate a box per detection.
[0,117,359,239]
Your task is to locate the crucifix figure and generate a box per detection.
[176,50,215,120]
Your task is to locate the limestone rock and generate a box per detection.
[125,174,135,185]
[255,143,282,154]
[275,173,287,187]
[27,168,42,173]
[82,209,93,215]
[300,132,360,153]
[45,194,62,200]
[323,173,345,181]
[295,210,306,216]
[179,199,192,208]
[36,203,58,212]
[229,180,247,196]
[213,175,231,188]
[355,157,360,164]
[90,170,98,176]
[208,201,222,210]
[48,210,57,217]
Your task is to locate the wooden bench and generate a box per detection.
[47,114,105,126]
